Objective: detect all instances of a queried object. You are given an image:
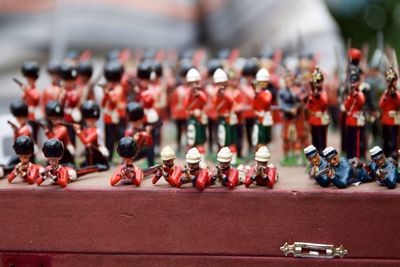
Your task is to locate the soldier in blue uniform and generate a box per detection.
[322,147,371,189]
[367,146,399,189]
[304,145,330,187]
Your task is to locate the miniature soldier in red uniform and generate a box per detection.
[176,147,211,191]
[211,147,239,189]
[19,61,40,121]
[245,146,277,188]
[152,146,182,187]
[59,63,80,145]
[213,68,238,164]
[74,101,109,168]
[37,139,77,187]
[41,61,61,114]
[110,137,143,186]
[379,67,400,158]
[306,66,330,153]
[44,101,75,166]
[101,61,124,162]
[124,102,154,166]
[8,136,41,185]
[344,69,366,159]
[76,61,96,102]
[185,68,208,160]
[252,68,273,149]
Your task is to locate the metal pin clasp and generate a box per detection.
[280,242,348,259]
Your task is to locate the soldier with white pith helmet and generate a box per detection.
[245,146,277,188]
[211,147,239,189]
[152,146,183,187]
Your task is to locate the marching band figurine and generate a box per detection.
[9,99,32,140]
[44,101,75,166]
[367,146,399,189]
[77,61,96,102]
[19,61,40,121]
[8,136,40,185]
[379,67,400,158]
[307,66,330,153]
[37,139,77,187]
[252,68,273,149]
[185,68,208,160]
[41,61,61,114]
[110,137,143,186]
[74,101,109,167]
[176,147,211,191]
[244,146,277,188]
[152,146,182,187]
[213,68,238,164]
[304,145,330,187]
[344,69,366,159]
[211,147,239,189]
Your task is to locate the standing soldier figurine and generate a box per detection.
[152,146,182,187]
[379,67,400,158]
[367,146,398,189]
[44,101,75,166]
[304,145,330,187]
[307,66,330,153]
[176,147,211,191]
[110,137,143,187]
[211,147,239,189]
[74,101,109,167]
[19,61,40,121]
[213,68,238,164]
[37,139,77,187]
[185,68,208,161]
[344,69,366,159]
[252,68,273,149]
[244,146,277,188]
[101,61,124,162]
[9,99,32,140]
[77,61,96,102]
[8,136,41,185]
[41,61,61,114]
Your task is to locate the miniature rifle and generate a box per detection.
[76,164,109,177]
[314,166,335,177]
[143,164,162,177]
[255,165,267,177]
[12,78,26,91]
[7,120,18,131]
[182,165,192,182]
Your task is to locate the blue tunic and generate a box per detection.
[308,158,330,187]
[368,160,399,189]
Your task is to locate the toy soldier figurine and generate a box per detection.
[252,68,273,149]
[185,68,208,160]
[8,136,41,185]
[152,146,182,187]
[18,61,40,121]
[41,61,61,114]
[211,147,239,189]
[307,66,330,153]
[176,147,211,191]
[101,61,124,161]
[77,61,96,102]
[322,147,371,189]
[110,137,143,186]
[44,101,75,166]
[74,101,109,168]
[344,69,366,159]
[245,146,277,188]
[9,99,32,140]
[59,63,80,145]
[213,68,238,164]
[304,145,330,187]
[125,102,154,166]
[367,146,399,189]
[37,139,77,187]
[379,67,400,158]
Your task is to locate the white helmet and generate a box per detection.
[186,147,201,163]
[256,68,270,82]
[213,68,228,83]
[186,68,201,83]
[255,146,271,162]
[217,147,233,162]
[160,146,176,161]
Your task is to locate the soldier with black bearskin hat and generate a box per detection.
[41,61,62,114]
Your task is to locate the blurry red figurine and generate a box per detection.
[245,146,277,188]
[211,147,239,189]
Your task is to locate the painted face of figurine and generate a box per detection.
[124,158,134,166]
[375,156,386,168]
[63,80,75,89]
[163,159,174,169]
[19,154,31,164]
[219,161,231,171]
[85,118,97,127]
[217,83,226,95]
[309,154,320,166]
[314,81,323,92]
[350,80,360,91]
[258,81,268,89]
[27,77,37,86]
[48,157,60,167]
[188,162,200,171]
[16,116,26,125]
[328,154,340,167]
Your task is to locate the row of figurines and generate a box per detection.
[2,134,398,190]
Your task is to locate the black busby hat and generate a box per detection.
[13,136,34,155]
[47,61,61,75]
[104,61,124,82]
[60,63,78,81]
[81,100,100,119]
[152,61,163,77]
[126,102,144,122]
[42,138,64,158]
[207,59,222,77]
[242,58,259,77]
[45,101,64,118]
[10,99,28,117]
[137,61,152,80]
[179,59,193,77]
[21,61,39,79]
[78,61,93,78]
[117,137,138,158]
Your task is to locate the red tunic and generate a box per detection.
[14,124,32,140]
[23,87,40,120]
[37,165,75,187]
[46,124,71,146]
[253,90,272,124]
[214,167,239,189]
[239,83,255,120]
[344,91,365,126]
[306,91,329,126]
[152,165,182,187]
[379,90,400,125]
[170,85,189,120]
[110,164,143,186]
[124,127,153,147]
[41,84,61,113]
[244,165,276,188]
[175,168,211,191]
[214,91,234,118]
[62,87,81,123]
[101,87,119,124]
[204,84,218,120]
[8,162,40,184]
[76,127,98,146]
